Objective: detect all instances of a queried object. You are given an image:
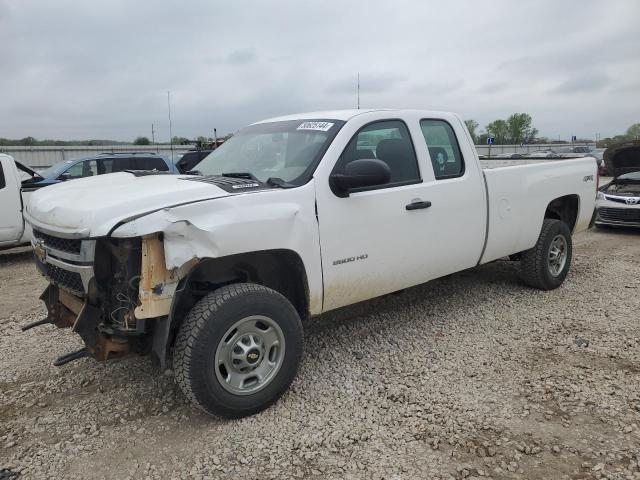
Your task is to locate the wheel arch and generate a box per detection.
[152,249,310,368]
[544,194,580,232]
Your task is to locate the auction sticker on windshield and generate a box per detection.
[297,121,334,131]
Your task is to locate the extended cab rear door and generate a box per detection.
[314,112,486,312]
[411,116,487,277]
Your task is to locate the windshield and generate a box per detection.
[196,119,344,185]
[38,159,76,178]
[618,171,640,182]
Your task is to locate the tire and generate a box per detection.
[520,219,572,290]
[173,283,303,418]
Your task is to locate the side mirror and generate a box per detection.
[58,173,71,181]
[330,159,391,196]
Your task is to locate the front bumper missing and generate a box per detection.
[36,285,130,364]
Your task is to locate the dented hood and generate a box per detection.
[26,172,232,236]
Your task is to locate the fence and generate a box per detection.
[474,143,595,156]
[0,145,193,169]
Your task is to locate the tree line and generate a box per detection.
[464,113,539,145]
[0,137,128,147]
[597,124,640,148]
[0,135,231,147]
[464,114,640,147]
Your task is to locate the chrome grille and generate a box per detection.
[604,195,640,205]
[31,229,96,295]
[33,229,82,255]
[39,261,85,295]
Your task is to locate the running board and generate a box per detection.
[53,348,89,367]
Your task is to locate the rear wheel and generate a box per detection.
[173,283,303,418]
[520,219,572,290]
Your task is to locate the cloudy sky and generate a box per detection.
[1,0,638,142]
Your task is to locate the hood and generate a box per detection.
[604,140,640,178]
[26,172,234,237]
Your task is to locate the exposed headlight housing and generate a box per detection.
[596,191,606,200]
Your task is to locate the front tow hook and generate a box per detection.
[53,348,89,367]
[21,317,53,332]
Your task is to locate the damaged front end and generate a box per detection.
[28,230,188,366]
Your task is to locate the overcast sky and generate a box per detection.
[1,0,638,141]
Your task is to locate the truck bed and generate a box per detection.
[479,156,597,264]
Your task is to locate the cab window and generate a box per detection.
[335,120,420,186]
[0,163,6,189]
[420,120,465,179]
[64,160,98,179]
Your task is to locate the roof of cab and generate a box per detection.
[253,109,460,125]
[254,109,393,124]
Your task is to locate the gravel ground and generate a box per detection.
[1,227,639,480]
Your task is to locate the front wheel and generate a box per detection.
[520,219,572,290]
[173,283,303,418]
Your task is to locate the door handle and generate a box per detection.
[405,200,432,211]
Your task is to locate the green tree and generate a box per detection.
[627,123,640,140]
[506,113,538,144]
[464,119,479,144]
[485,120,509,144]
[133,136,151,145]
[172,136,191,145]
[19,136,37,146]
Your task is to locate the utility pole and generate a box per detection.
[168,91,174,156]
[214,128,218,147]
[357,72,360,110]
[151,123,157,152]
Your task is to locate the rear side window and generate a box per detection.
[420,120,465,179]
[335,120,420,185]
[0,163,6,189]
[133,157,169,171]
[98,158,114,174]
[112,158,132,172]
[65,160,98,179]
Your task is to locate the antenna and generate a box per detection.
[357,72,360,110]
[168,91,173,155]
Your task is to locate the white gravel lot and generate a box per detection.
[1,227,639,480]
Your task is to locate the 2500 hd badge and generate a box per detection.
[333,254,369,266]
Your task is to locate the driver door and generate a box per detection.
[315,119,434,311]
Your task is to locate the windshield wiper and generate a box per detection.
[266,177,294,188]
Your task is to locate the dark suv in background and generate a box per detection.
[22,152,179,190]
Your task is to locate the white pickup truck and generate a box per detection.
[0,153,41,249]
[23,109,597,418]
